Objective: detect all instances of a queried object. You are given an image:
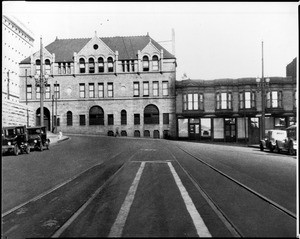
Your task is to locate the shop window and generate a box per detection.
[274,117,286,128]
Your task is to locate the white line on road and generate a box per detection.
[167,162,212,237]
[108,162,145,237]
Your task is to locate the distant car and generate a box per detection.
[2,125,30,155]
[27,126,50,151]
[260,130,287,153]
[275,125,297,155]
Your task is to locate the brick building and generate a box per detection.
[175,74,296,144]
[2,15,35,126]
[19,33,177,138]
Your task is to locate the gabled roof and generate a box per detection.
[20,35,175,64]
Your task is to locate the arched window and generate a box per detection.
[144,130,150,137]
[107,57,114,72]
[79,58,85,73]
[134,130,140,137]
[89,106,104,125]
[143,56,149,71]
[152,55,159,71]
[144,104,159,124]
[35,59,41,75]
[153,130,160,138]
[98,57,104,72]
[35,59,41,65]
[121,110,127,125]
[67,111,73,126]
[89,58,95,73]
[45,59,51,75]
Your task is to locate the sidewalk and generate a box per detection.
[47,131,69,145]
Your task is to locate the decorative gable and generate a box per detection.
[141,40,160,57]
[77,33,115,59]
[31,47,53,63]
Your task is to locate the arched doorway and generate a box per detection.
[36,107,51,131]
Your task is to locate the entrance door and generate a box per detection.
[224,118,236,142]
[189,118,200,140]
[249,117,260,144]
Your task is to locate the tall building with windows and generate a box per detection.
[2,15,35,126]
[19,33,177,138]
[176,74,296,144]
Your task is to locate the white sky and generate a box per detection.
[3,1,298,80]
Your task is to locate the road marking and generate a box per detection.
[131,160,173,163]
[167,162,212,237]
[108,162,145,237]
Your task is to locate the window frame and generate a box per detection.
[143,81,149,96]
[153,81,159,96]
[26,84,32,100]
[107,83,113,97]
[133,82,140,97]
[89,83,95,98]
[162,81,169,96]
[98,83,104,98]
[79,83,85,98]
[143,55,149,71]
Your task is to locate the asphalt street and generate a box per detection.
[2,135,297,238]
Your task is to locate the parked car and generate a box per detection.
[2,125,30,155]
[260,129,287,153]
[275,125,297,155]
[27,126,50,151]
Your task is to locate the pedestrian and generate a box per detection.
[115,128,119,137]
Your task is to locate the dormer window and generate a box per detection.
[152,55,159,71]
[107,57,114,72]
[143,56,149,71]
[79,58,85,73]
[89,58,95,73]
[98,57,104,72]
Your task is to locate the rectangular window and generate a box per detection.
[199,94,204,110]
[163,113,169,124]
[26,85,32,100]
[126,60,130,72]
[131,60,135,72]
[133,82,140,97]
[62,63,66,74]
[245,92,251,108]
[79,115,86,126]
[54,84,60,99]
[122,61,125,72]
[79,83,85,98]
[187,93,199,110]
[217,92,232,110]
[108,114,114,125]
[183,94,187,111]
[89,83,95,98]
[36,86,40,99]
[45,84,50,99]
[162,81,169,96]
[143,82,149,96]
[240,91,256,109]
[58,63,61,74]
[98,83,104,98]
[67,63,71,74]
[266,91,283,108]
[152,60,159,71]
[107,83,113,97]
[153,81,159,96]
[134,114,140,125]
[272,91,278,108]
[221,92,227,109]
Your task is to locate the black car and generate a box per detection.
[27,126,50,151]
[2,125,30,155]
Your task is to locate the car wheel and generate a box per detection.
[289,146,295,156]
[270,145,274,152]
[276,142,281,153]
[40,142,43,151]
[14,144,19,156]
[260,143,264,151]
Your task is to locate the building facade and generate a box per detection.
[19,33,177,138]
[2,15,35,126]
[175,76,296,144]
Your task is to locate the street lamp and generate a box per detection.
[34,36,49,127]
[256,41,270,140]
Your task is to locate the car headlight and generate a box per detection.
[34,140,37,143]
[8,141,11,146]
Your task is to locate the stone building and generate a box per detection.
[175,74,296,144]
[2,15,35,126]
[19,33,177,138]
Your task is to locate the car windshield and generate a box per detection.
[28,129,41,134]
[4,129,16,137]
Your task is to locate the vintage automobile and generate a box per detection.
[275,125,297,155]
[27,126,50,151]
[2,125,30,155]
[260,129,287,153]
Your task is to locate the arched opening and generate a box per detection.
[121,110,127,125]
[121,130,127,136]
[107,57,114,72]
[89,106,104,125]
[79,58,85,73]
[144,130,150,137]
[153,130,160,139]
[152,55,159,71]
[134,130,140,137]
[89,58,95,73]
[45,59,51,75]
[98,57,104,72]
[144,104,159,124]
[67,111,73,126]
[36,107,51,131]
[143,55,149,71]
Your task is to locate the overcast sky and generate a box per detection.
[3,1,298,80]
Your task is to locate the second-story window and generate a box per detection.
[67,63,71,74]
[239,91,256,109]
[89,58,95,73]
[143,82,149,96]
[36,86,40,99]
[153,81,159,96]
[35,59,40,75]
[216,92,232,110]
[266,91,282,108]
[183,93,204,111]
[79,83,85,98]
[89,83,95,98]
[54,84,60,99]
[98,83,104,98]
[152,55,159,71]
[131,60,135,72]
[143,56,149,71]
[98,57,104,73]
[107,83,113,97]
[26,85,32,100]
[162,81,169,96]
[45,84,50,99]
[45,59,51,75]
[58,63,61,74]
[133,82,140,97]
[107,57,114,72]
[79,58,85,73]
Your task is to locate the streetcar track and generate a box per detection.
[176,145,296,220]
